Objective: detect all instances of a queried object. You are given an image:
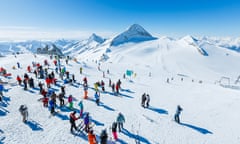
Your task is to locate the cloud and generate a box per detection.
[0,26,114,40]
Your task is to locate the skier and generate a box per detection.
[58,92,65,107]
[100,129,108,144]
[27,65,31,73]
[174,105,183,123]
[72,74,75,83]
[145,94,150,108]
[28,77,34,88]
[38,82,43,94]
[33,70,38,78]
[111,83,115,93]
[116,84,119,95]
[80,67,83,74]
[101,80,105,92]
[116,112,125,132]
[112,121,118,141]
[84,112,90,133]
[78,100,84,118]
[69,111,80,133]
[94,91,100,106]
[83,83,88,99]
[83,77,88,85]
[0,84,3,102]
[42,95,49,107]
[49,99,55,115]
[141,93,147,108]
[68,95,73,109]
[88,130,97,144]
[17,62,20,68]
[16,75,22,85]
[109,79,111,87]
[23,78,28,90]
[61,86,65,96]
[19,105,28,123]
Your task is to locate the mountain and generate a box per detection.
[110,24,156,46]
[88,33,105,44]
[63,33,105,56]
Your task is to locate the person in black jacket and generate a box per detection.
[100,129,108,144]
[69,111,80,132]
[112,122,118,140]
[174,105,183,123]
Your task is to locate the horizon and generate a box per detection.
[0,0,240,40]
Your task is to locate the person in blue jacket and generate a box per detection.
[78,100,84,118]
[84,112,90,132]
[0,84,4,101]
[116,112,125,132]
[49,99,55,115]
[94,91,100,106]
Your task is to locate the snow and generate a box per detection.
[1,24,240,144]
[1,36,240,144]
[110,24,156,46]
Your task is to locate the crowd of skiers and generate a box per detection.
[0,54,185,144]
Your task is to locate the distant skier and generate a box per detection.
[109,79,111,87]
[94,91,100,106]
[101,80,105,92]
[112,121,118,141]
[68,95,73,109]
[19,105,28,123]
[145,94,150,108]
[141,93,146,108]
[17,62,20,68]
[16,75,22,85]
[78,100,84,118]
[116,112,125,132]
[80,67,83,74]
[69,111,80,133]
[100,129,108,144]
[174,105,183,123]
[88,130,97,144]
[58,93,65,107]
[49,99,55,115]
[0,84,3,102]
[84,112,90,133]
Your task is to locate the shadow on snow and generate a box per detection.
[147,106,168,115]
[91,119,104,126]
[55,112,69,120]
[180,123,213,134]
[122,128,151,144]
[26,120,43,131]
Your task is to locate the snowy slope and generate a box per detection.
[1,36,240,144]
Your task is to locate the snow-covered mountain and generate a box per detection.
[2,24,240,144]
[110,24,156,46]
[1,34,240,143]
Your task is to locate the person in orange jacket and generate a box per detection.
[88,130,97,144]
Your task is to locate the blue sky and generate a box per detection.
[0,0,240,39]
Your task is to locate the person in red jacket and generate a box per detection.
[42,96,49,107]
[88,130,97,144]
[69,111,80,133]
[16,75,22,85]
[45,78,51,88]
[27,66,31,73]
